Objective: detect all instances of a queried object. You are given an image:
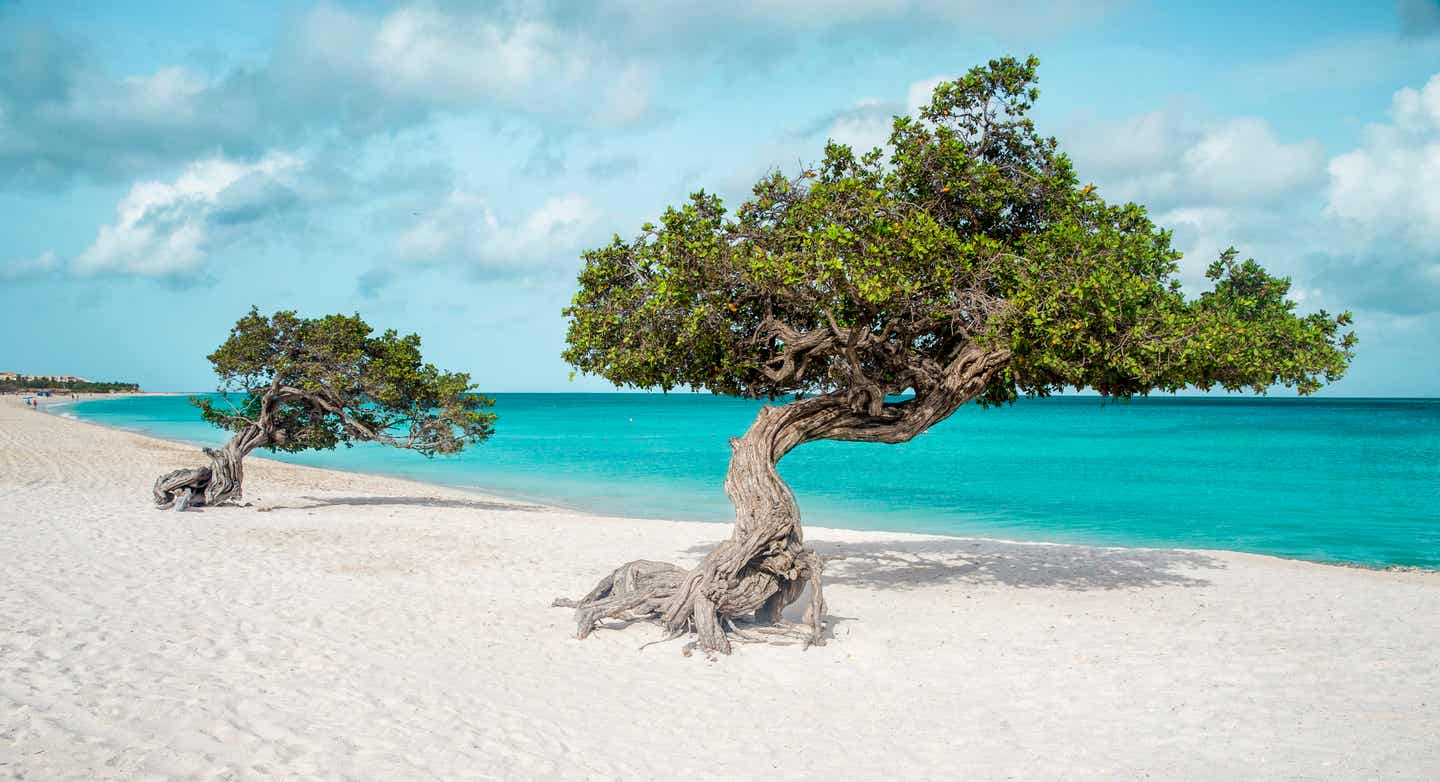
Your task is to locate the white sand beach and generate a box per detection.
[2,397,1437,780]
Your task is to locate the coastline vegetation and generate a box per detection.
[1,377,140,393]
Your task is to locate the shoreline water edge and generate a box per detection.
[42,388,1440,570]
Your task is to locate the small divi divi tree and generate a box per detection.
[556,56,1355,655]
[153,308,495,511]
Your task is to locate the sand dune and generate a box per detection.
[1,397,1436,780]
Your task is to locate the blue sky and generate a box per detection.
[2,0,1438,394]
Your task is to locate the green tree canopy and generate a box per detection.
[564,56,1354,412]
[557,56,1357,656]
[154,307,493,511]
[197,307,495,456]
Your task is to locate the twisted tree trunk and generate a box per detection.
[555,344,1011,655]
[152,424,269,510]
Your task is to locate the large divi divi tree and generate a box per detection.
[556,56,1355,655]
[153,308,495,510]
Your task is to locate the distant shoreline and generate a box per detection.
[10,390,190,399]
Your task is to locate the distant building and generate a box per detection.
[10,373,89,383]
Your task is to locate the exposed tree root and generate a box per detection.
[553,547,827,656]
[554,400,835,655]
[554,347,1008,656]
[152,466,210,510]
[152,443,246,510]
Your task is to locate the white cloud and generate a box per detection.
[1182,118,1325,199]
[48,132,601,284]
[1083,110,1187,174]
[1394,73,1440,128]
[394,190,600,277]
[821,98,894,155]
[72,154,303,278]
[1326,73,1440,252]
[1,249,58,280]
[1058,72,1440,316]
[112,66,211,122]
[297,4,555,105]
[281,3,651,129]
[0,33,264,186]
[590,0,1121,41]
[1065,110,1324,208]
[598,66,652,126]
[1149,206,1239,286]
[905,75,949,114]
[490,193,601,259]
[813,78,1325,218]
[813,80,1325,215]
[811,75,961,157]
[0,5,654,186]
[3,0,1130,189]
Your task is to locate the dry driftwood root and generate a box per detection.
[553,546,828,656]
[152,466,211,511]
[152,446,244,511]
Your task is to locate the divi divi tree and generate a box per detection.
[153,308,495,511]
[557,56,1355,654]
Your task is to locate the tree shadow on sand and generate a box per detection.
[259,495,542,513]
[685,537,1222,591]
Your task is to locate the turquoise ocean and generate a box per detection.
[59,394,1439,569]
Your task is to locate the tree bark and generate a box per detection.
[152,424,269,510]
[555,344,1011,655]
